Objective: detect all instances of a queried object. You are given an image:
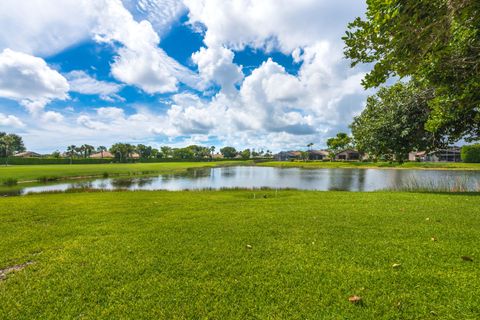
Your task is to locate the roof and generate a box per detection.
[89,151,114,158]
[288,151,302,156]
[336,149,359,155]
[309,150,329,156]
[13,151,42,157]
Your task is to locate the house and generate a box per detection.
[409,147,461,162]
[274,151,302,161]
[308,150,330,160]
[90,151,114,158]
[335,149,360,161]
[130,153,141,159]
[212,153,224,159]
[13,151,42,158]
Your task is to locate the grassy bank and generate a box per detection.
[0,161,248,184]
[259,161,480,170]
[1,190,479,319]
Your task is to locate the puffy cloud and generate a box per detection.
[0,0,201,94]
[0,0,370,152]
[121,0,186,36]
[0,49,69,113]
[96,107,125,120]
[192,46,244,95]
[184,0,365,53]
[0,0,95,56]
[93,0,201,94]
[66,71,123,101]
[41,111,64,123]
[0,113,24,127]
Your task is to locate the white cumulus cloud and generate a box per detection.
[66,70,123,101]
[0,48,69,113]
[0,113,25,127]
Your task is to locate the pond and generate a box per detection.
[3,166,480,196]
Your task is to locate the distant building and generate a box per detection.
[308,150,330,160]
[409,147,461,162]
[335,149,360,161]
[212,153,224,159]
[13,151,42,158]
[90,151,114,158]
[274,151,302,161]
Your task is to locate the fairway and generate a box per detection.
[1,191,479,319]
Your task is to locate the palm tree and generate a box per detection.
[82,144,95,158]
[210,146,215,159]
[161,146,172,158]
[307,142,314,150]
[2,135,15,166]
[66,145,77,164]
[97,146,107,158]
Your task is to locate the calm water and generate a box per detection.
[3,166,480,196]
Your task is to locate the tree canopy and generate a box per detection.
[0,132,25,157]
[350,82,446,162]
[220,147,237,159]
[344,0,480,141]
[326,133,353,156]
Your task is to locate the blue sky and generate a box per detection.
[0,0,367,153]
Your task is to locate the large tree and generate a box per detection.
[220,146,237,159]
[110,143,135,162]
[0,132,26,158]
[326,133,353,158]
[350,82,446,162]
[344,0,480,141]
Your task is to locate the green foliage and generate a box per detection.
[136,144,153,158]
[240,149,251,159]
[350,82,446,162]
[220,146,237,158]
[326,132,353,156]
[2,178,17,186]
[1,191,479,318]
[0,132,25,158]
[344,0,480,141]
[461,144,480,163]
[109,143,136,162]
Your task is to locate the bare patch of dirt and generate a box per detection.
[0,261,34,280]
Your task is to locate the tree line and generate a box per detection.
[0,133,273,162]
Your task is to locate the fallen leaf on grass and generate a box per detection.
[348,295,362,304]
[392,263,402,269]
[0,261,34,280]
[246,244,253,249]
[431,237,437,242]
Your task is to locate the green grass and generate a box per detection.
[1,190,479,319]
[260,161,480,170]
[0,161,248,184]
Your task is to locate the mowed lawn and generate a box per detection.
[1,191,479,319]
[0,161,247,183]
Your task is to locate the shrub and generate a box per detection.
[461,145,480,163]
[2,178,18,186]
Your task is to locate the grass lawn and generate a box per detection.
[0,161,248,184]
[1,190,479,319]
[259,161,480,170]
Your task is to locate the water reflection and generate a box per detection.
[2,166,480,196]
